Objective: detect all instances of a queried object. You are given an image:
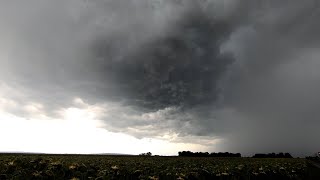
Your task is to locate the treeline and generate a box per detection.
[178,151,241,157]
[252,153,293,158]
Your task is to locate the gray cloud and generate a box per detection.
[1,0,320,155]
[218,0,320,155]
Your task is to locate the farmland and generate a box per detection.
[0,154,319,180]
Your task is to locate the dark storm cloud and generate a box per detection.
[82,0,236,140]
[89,15,233,109]
[1,0,320,155]
[0,0,233,131]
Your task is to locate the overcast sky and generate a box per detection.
[0,0,320,156]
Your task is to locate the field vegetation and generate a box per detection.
[0,154,319,180]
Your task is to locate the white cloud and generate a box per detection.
[0,97,217,155]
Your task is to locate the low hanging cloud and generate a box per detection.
[1,0,320,155]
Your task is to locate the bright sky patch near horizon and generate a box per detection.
[0,96,214,155]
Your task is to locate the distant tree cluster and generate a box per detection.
[306,156,320,161]
[178,151,241,157]
[139,152,152,156]
[252,153,293,158]
[306,152,320,162]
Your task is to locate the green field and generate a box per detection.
[0,154,319,180]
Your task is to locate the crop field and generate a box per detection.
[0,154,319,180]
